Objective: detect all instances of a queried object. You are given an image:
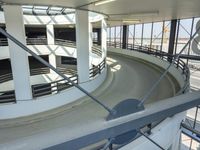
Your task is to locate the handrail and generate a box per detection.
[55,38,102,57]
[32,74,78,98]
[26,38,47,45]
[138,26,200,107]
[0,27,113,114]
[107,26,198,107]
[107,41,190,96]
[107,41,190,95]
[0,59,105,102]
[0,37,102,56]
[0,38,8,46]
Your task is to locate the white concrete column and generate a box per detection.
[89,22,93,48]
[101,18,107,59]
[76,10,90,83]
[89,22,93,69]
[46,24,55,45]
[3,5,32,100]
[46,24,56,73]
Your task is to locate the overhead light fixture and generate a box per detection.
[94,0,116,6]
[122,20,141,24]
[109,11,159,18]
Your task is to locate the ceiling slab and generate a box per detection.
[1,0,200,26]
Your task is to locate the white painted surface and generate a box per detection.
[47,24,57,73]
[0,45,76,59]
[46,24,55,45]
[0,11,104,25]
[101,18,107,60]
[3,5,32,101]
[0,67,107,119]
[76,10,90,83]
[120,112,185,150]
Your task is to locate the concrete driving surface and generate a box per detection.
[0,53,179,150]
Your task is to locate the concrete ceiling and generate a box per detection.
[1,0,200,26]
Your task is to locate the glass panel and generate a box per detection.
[176,19,193,54]
[143,23,152,47]
[162,21,171,53]
[152,22,163,50]
[128,25,134,48]
[135,24,143,46]
[116,26,121,48]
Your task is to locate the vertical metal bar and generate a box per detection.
[141,23,144,46]
[174,19,180,54]
[168,19,177,62]
[122,25,128,49]
[127,25,129,48]
[139,131,165,150]
[102,138,114,150]
[120,26,122,48]
[114,26,116,48]
[189,106,199,150]
[187,17,195,65]
[150,22,154,49]
[133,24,135,49]
[160,21,165,51]
[109,27,111,46]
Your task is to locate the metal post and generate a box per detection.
[122,25,128,49]
[139,131,165,150]
[114,26,116,47]
[168,19,177,62]
[133,24,135,49]
[174,19,180,54]
[150,22,154,49]
[98,28,102,46]
[187,18,195,65]
[160,21,165,51]
[141,23,144,46]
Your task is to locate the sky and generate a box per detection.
[108,17,200,39]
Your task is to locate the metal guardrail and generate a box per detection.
[30,67,50,76]
[0,38,8,46]
[55,38,102,57]
[55,39,76,48]
[0,27,113,113]
[107,41,190,96]
[89,59,106,78]
[0,38,102,56]
[32,74,78,98]
[26,38,48,45]
[0,90,15,103]
[0,38,48,46]
[0,58,106,103]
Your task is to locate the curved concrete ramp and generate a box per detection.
[0,53,181,150]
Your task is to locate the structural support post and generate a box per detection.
[101,18,107,59]
[46,24,55,45]
[47,24,56,72]
[3,5,32,100]
[168,19,177,62]
[76,10,90,83]
[122,25,128,49]
[97,28,101,46]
